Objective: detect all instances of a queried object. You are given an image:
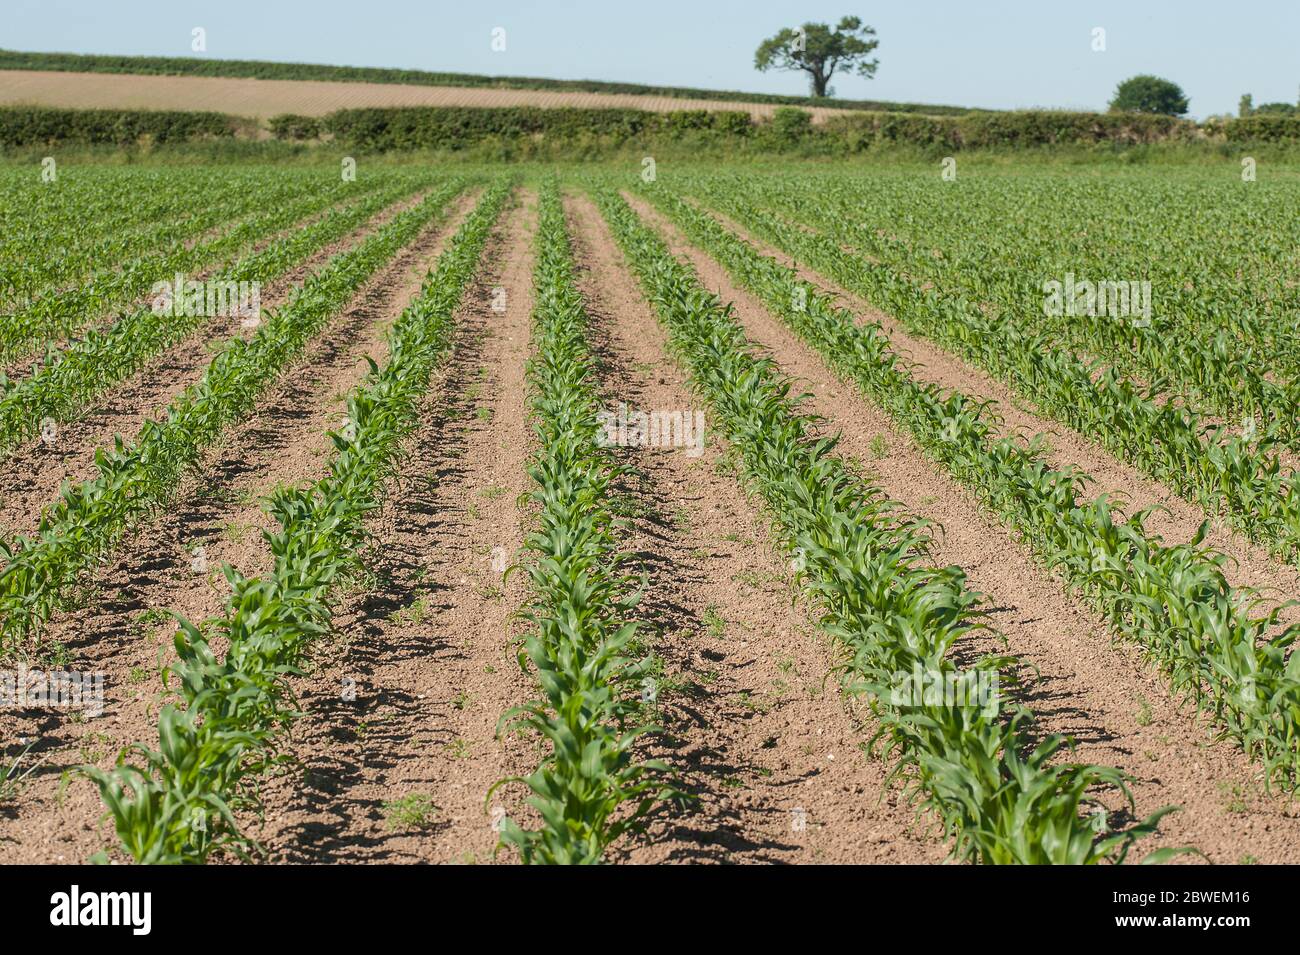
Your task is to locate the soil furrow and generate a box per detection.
[252,192,539,864]
[0,187,461,539]
[687,199,1300,626]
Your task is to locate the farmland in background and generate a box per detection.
[0,48,979,115]
[0,68,873,123]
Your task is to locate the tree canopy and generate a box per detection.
[1109,75,1189,116]
[754,16,879,98]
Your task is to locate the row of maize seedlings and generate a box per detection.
[0,175,437,457]
[493,180,673,864]
[84,180,512,864]
[645,186,1300,791]
[687,183,1300,569]
[0,173,356,364]
[595,186,1178,864]
[0,179,469,651]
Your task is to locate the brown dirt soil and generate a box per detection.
[250,193,541,864]
[623,191,1300,864]
[0,69,853,123]
[0,189,478,864]
[0,186,460,540]
[566,192,949,863]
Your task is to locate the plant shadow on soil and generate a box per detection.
[269,290,496,861]
[584,288,801,863]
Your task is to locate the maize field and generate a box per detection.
[4,161,1300,866]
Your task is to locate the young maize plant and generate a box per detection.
[684,182,1300,569]
[594,187,1180,865]
[0,178,469,652]
[84,180,513,864]
[0,173,354,364]
[0,174,433,457]
[642,187,1300,791]
[491,180,673,865]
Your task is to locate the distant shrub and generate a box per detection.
[714,111,754,135]
[268,113,322,140]
[825,112,955,149]
[770,107,813,141]
[663,109,714,132]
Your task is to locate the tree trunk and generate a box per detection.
[811,69,829,97]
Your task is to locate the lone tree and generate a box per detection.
[754,16,879,98]
[1109,75,1189,116]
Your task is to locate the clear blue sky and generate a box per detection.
[4,0,1297,117]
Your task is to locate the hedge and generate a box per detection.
[821,110,1199,149]
[320,106,756,149]
[7,103,1300,151]
[1223,115,1300,143]
[267,113,322,140]
[323,106,1213,151]
[0,106,235,146]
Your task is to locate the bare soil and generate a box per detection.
[251,192,541,864]
[566,193,948,863]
